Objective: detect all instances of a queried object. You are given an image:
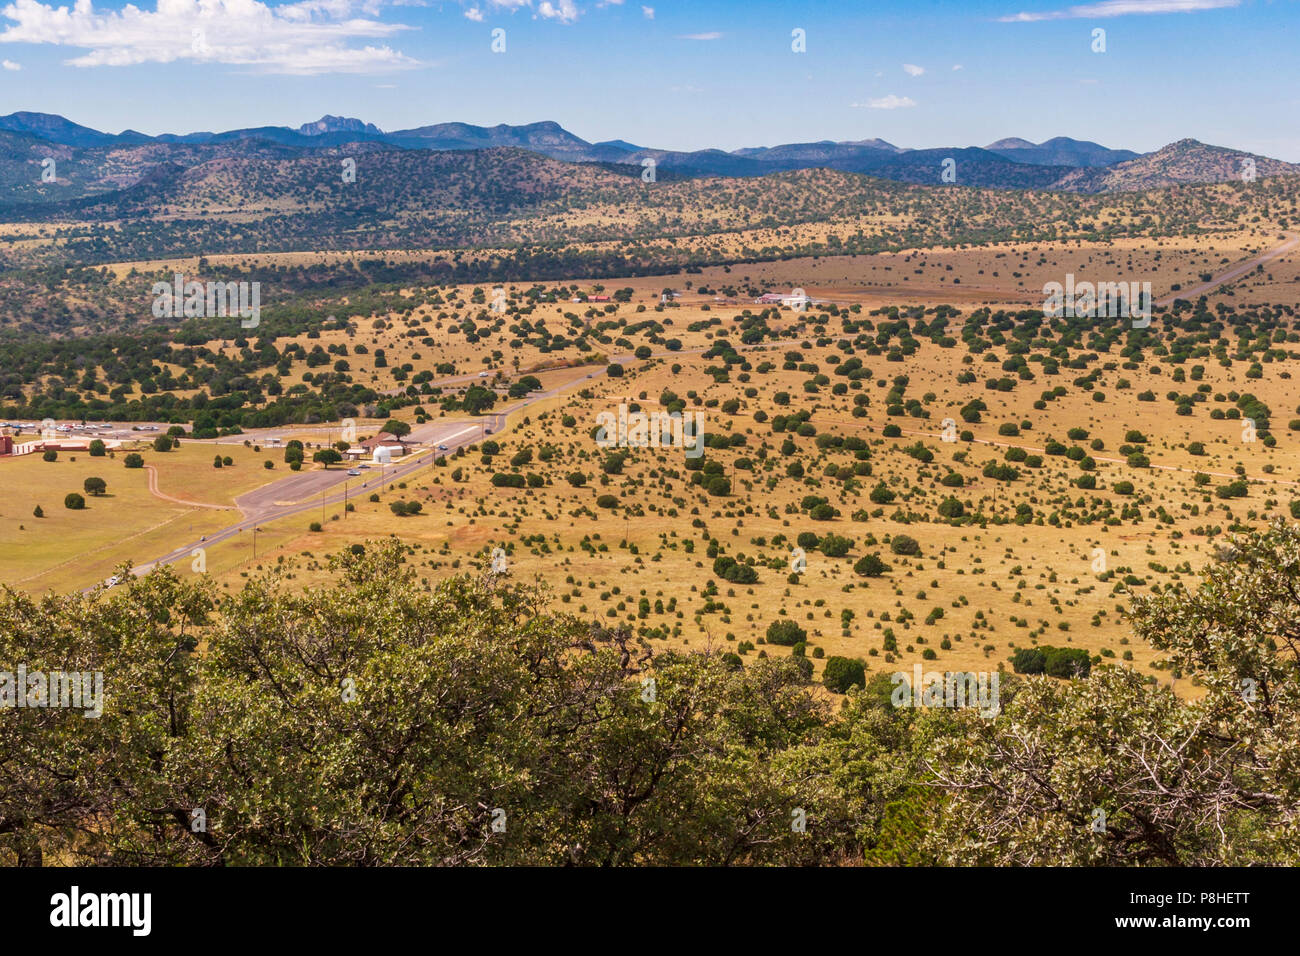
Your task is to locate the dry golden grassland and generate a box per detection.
[11,229,1300,693]
[196,295,1300,688]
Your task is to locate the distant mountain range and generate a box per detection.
[984,136,1140,167]
[0,111,1296,203]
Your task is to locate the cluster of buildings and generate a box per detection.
[343,432,412,464]
[0,423,123,458]
[755,288,815,309]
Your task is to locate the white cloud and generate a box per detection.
[465,6,485,20]
[679,32,721,40]
[0,0,421,74]
[952,63,963,70]
[999,0,1239,22]
[642,5,654,18]
[902,63,924,76]
[2,58,19,69]
[852,95,916,110]
[537,0,579,21]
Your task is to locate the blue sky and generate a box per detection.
[1,0,1297,159]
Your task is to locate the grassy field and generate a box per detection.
[7,226,1299,694]
[2,440,278,592]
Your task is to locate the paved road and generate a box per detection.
[94,342,782,588]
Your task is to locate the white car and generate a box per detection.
[479,371,488,378]
[347,469,361,476]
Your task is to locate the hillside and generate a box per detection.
[1056,139,1300,193]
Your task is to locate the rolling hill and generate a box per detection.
[1053,139,1300,193]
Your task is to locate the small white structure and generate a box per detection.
[756,288,815,309]
[780,288,812,310]
[357,432,410,462]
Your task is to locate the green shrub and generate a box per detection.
[1013,645,1090,678]
[822,656,866,693]
[1044,646,1091,678]
[1012,647,1046,674]
[766,620,807,646]
[890,534,920,556]
[819,534,853,557]
[713,556,759,584]
[854,553,890,577]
